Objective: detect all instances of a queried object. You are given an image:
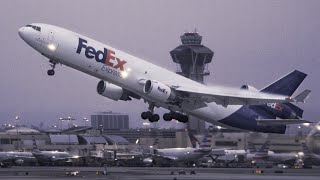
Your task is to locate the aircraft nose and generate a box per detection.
[18,27,25,39]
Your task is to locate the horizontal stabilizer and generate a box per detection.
[257,119,311,126]
[294,89,311,103]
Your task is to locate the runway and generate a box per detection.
[0,166,320,180]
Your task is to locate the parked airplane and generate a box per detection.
[0,151,36,167]
[246,141,299,166]
[150,131,215,166]
[208,140,299,167]
[18,23,311,134]
[208,146,246,165]
[31,136,77,165]
[32,150,74,165]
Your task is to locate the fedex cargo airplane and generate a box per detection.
[18,23,311,134]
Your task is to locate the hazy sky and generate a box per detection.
[0,0,319,128]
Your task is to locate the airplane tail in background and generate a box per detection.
[258,140,270,153]
[247,142,257,153]
[31,136,40,152]
[187,130,212,149]
[199,131,213,150]
[261,70,307,96]
[251,141,270,159]
[188,131,200,148]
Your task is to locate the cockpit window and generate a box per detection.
[25,24,41,32]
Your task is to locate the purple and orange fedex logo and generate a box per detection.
[76,38,127,71]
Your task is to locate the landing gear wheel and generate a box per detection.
[47,69,55,76]
[141,112,148,120]
[179,115,189,123]
[149,114,160,122]
[153,114,160,122]
[163,113,172,121]
[146,111,153,119]
[142,111,154,120]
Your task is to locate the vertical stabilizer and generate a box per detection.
[199,131,213,150]
[261,70,307,96]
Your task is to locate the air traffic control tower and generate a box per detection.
[170,31,214,133]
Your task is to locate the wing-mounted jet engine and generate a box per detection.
[141,80,188,123]
[97,80,140,101]
[143,80,177,103]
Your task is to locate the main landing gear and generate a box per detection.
[163,112,188,123]
[47,60,56,76]
[141,101,189,123]
[141,111,160,122]
[141,103,160,122]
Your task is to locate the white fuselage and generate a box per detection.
[246,151,298,164]
[32,151,70,162]
[156,147,208,162]
[18,23,242,128]
[0,151,36,164]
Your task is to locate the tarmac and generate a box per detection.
[0,166,320,180]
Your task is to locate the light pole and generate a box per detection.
[68,116,72,150]
[99,124,103,135]
[59,116,76,151]
[59,117,63,130]
[83,117,89,127]
[15,116,20,150]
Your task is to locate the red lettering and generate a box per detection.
[114,57,127,71]
[275,104,283,112]
[106,50,115,67]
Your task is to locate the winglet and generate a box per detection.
[294,89,311,103]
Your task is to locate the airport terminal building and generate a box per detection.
[1,112,319,167]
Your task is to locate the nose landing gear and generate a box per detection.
[47,60,56,76]
[47,69,55,76]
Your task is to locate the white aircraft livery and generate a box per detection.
[19,23,311,134]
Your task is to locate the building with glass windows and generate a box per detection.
[91,111,129,130]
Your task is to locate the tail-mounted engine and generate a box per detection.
[240,85,259,92]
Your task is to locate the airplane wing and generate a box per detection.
[174,85,296,107]
[256,119,311,126]
[152,154,178,161]
[209,150,226,156]
[208,148,232,156]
